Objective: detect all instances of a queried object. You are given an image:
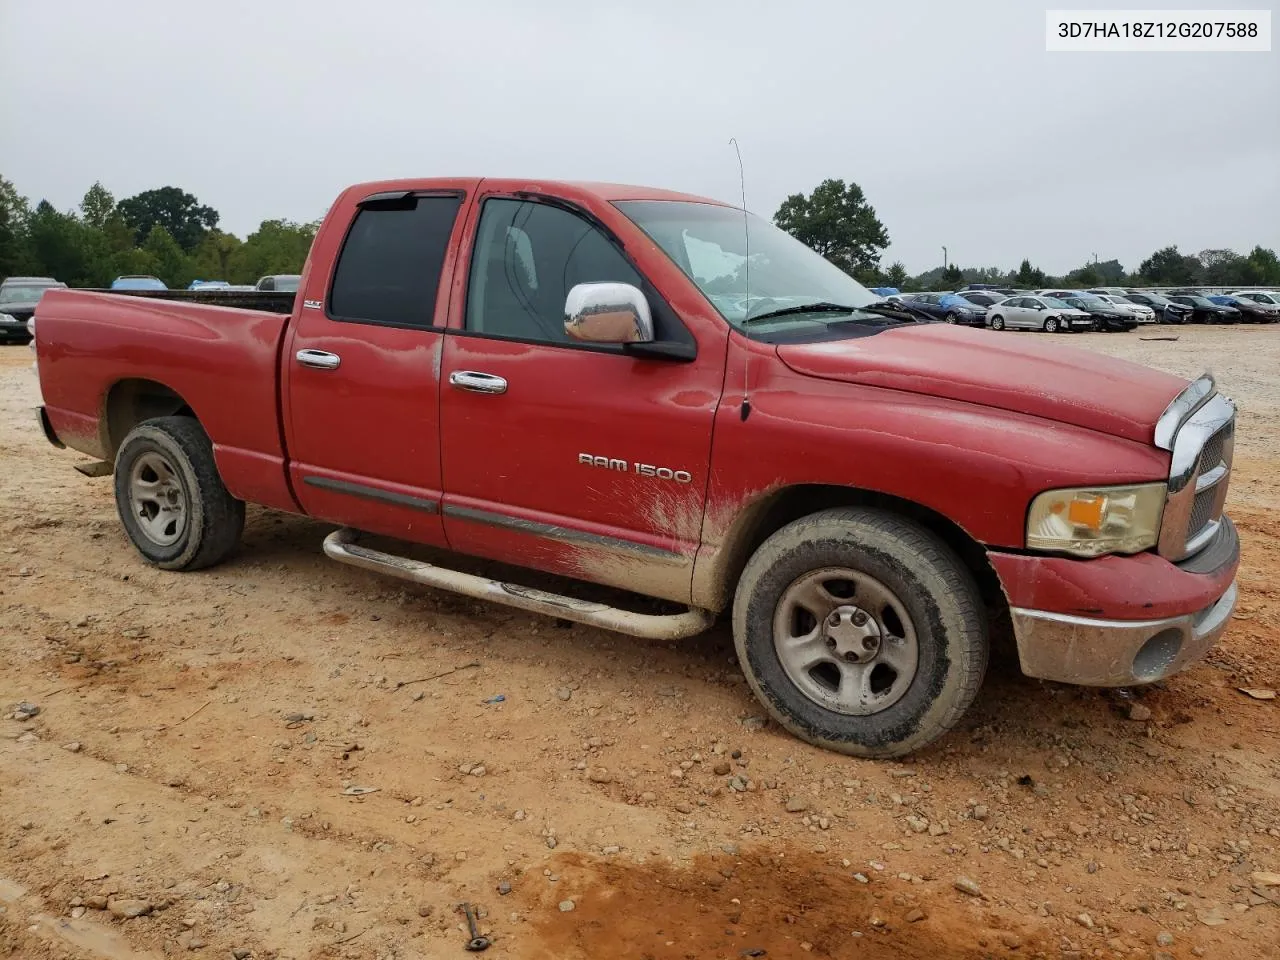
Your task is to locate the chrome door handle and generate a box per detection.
[449,371,508,395]
[296,349,341,370]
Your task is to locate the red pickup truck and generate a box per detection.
[31,177,1239,758]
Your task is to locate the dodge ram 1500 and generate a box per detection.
[32,177,1239,757]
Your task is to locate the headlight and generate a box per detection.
[0,312,16,324]
[1026,483,1166,557]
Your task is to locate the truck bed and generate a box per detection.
[33,288,298,513]
[85,288,296,314]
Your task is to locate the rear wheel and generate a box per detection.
[1043,315,1060,333]
[732,508,988,758]
[990,315,1005,331]
[113,417,245,571]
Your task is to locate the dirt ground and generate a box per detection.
[1,327,1277,960]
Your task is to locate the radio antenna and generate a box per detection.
[729,137,752,421]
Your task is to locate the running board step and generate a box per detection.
[322,528,715,641]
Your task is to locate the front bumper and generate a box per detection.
[1010,579,1237,686]
[991,515,1240,686]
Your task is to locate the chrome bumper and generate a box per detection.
[1010,580,1237,686]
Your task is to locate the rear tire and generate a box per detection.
[113,417,245,571]
[990,315,1005,331]
[731,508,988,758]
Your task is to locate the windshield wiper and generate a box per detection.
[741,301,861,325]
[851,300,927,323]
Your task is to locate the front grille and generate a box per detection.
[1188,488,1218,537]
[1197,421,1232,475]
[1185,419,1234,547]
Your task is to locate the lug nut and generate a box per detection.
[852,611,868,626]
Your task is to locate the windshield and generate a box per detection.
[614,200,879,330]
[1183,295,1215,306]
[1067,295,1106,307]
[1041,297,1073,309]
[0,283,56,305]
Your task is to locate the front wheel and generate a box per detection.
[113,417,245,571]
[990,315,1005,331]
[732,508,989,758]
[1043,315,1060,333]
[944,312,958,324]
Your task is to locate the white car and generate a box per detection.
[986,295,1094,332]
[1094,294,1156,323]
[1231,290,1280,307]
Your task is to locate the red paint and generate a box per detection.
[776,324,1186,444]
[988,547,1237,620]
[32,177,1227,622]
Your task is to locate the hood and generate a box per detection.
[775,324,1186,444]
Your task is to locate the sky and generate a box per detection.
[1,0,1277,275]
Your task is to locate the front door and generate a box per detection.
[437,193,724,603]
[283,186,473,545]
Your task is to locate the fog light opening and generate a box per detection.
[1132,628,1184,683]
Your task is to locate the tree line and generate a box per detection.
[0,175,317,289]
[5,172,1277,294]
[775,178,1280,291]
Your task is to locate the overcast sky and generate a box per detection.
[2,0,1276,274]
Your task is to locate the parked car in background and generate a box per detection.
[111,275,168,291]
[1092,294,1156,323]
[188,280,231,290]
[1,276,67,343]
[256,274,302,293]
[1208,294,1280,322]
[1120,291,1192,324]
[907,292,988,325]
[1167,293,1241,324]
[1039,291,1138,332]
[1231,290,1280,307]
[954,290,1005,309]
[1,277,66,341]
[986,295,1093,332]
[868,286,900,297]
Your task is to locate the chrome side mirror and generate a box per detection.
[564,282,653,344]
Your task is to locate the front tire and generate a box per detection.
[731,508,988,758]
[1043,316,1060,333]
[990,315,1005,331]
[113,417,245,571]
[944,312,958,325]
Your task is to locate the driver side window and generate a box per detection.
[465,198,643,345]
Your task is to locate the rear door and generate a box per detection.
[436,191,724,604]
[1010,298,1037,328]
[283,185,474,545]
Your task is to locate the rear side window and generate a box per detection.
[328,195,463,328]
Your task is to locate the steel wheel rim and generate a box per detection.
[128,452,188,547]
[773,567,919,716]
